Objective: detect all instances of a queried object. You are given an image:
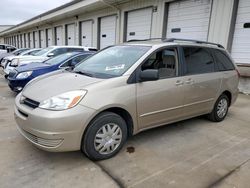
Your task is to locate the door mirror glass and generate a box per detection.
[139,69,159,82]
[47,52,54,57]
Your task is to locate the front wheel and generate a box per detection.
[82,112,127,160]
[207,94,229,122]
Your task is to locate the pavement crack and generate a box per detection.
[207,158,250,188]
[96,162,125,188]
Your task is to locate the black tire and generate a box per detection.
[207,94,229,122]
[82,112,127,161]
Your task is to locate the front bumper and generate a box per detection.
[8,78,31,92]
[14,94,96,152]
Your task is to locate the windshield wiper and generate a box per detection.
[74,70,94,77]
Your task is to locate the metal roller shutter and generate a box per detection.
[46,28,52,47]
[166,0,212,41]
[126,8,153,41]
[80,20,93,47]
[39,30,46,48]
[34,31,39,48]
[66,24,76,46]
[55,26,63,46]
[29,32,34,48]
[99,15,117,49]
[231,0,250,65]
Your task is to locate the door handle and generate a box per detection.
[185,79,194,84]
[175,80,184,86]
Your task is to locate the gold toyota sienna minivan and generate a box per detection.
[14,39,239,160]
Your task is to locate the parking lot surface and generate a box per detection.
[0,71,250,188]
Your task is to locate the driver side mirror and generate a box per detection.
[47,53,54,57]
[139,69,159,82]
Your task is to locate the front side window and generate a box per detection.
[141,48,177,78]
[74,45,150,78]
[61,54,90,67]
[213,49,235,71]
[183,47,214,75]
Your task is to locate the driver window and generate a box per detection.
[141,48,177,79]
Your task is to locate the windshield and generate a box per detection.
[44,53,74,65]
[74,45,150,78]
[35,47,54,56]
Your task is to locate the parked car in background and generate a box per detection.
[14,39,239,160]
[8,51,94,92]
[3,48,41,77]
[9,46,97,67]
[0,48,30,65]
[0,44,16,54]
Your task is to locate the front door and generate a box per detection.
[136,47,185,129]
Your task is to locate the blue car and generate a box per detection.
[8,51,94,92]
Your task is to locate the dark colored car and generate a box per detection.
[8,51,94,92]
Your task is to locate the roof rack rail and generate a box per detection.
[164,38,224,49]
[127,38,164,42]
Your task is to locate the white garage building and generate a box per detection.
[0,0,249,65]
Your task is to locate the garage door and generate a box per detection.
[46,28,53,47]
[80,20,93,47]
[99,15,117,49]
[231,0,250,64]
[55,26,63,46]
[66,24,76,46]
[29,32,34,48]
[39,30,46,48]
[166,0,212,41]
[19,34,23,48]
[126,8,153,41]
[25,34,29,48]
[34,31,39,48]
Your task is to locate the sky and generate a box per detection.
[0,0,72,25]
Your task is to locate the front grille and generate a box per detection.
[22,98,40,109]
[22,129,63,148]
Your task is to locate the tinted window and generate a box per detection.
[0,45,5,50]
[142,48,177,78]
[61,54,90,67]
[213,50,235,71]
[183,47,214,75]
[67,48,84,53]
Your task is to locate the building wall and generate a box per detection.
[1,0,238,55]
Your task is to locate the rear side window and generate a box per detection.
[213,50,235,71]
[183,47,214,75]
[0,45,5,50]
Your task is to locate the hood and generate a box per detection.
[16,62,51,72]
[18,55,48,62]
[22,71,103,102]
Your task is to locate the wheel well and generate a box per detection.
[222,90,232,106]
[102,107,134,137]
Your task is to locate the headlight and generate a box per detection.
[10,58,19,66]
[16,71,33,79]
[39,90,87,110]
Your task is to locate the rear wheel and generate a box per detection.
[82,112,127,160]
[207,94,229,122]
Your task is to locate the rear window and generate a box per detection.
[183,47,214,75]
[212,50,235,71]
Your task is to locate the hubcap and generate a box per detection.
[94,123,122,155]
[217,98,228,118]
